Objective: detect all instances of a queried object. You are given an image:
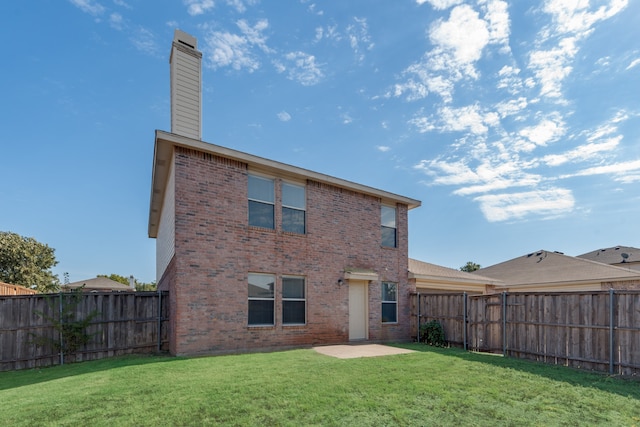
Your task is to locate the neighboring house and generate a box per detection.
[0,281,37,296]
[408,258,502,295]
[577,246,640,272]
[62,277,135,292]
[473,250,640,292]
[148,31,421,356]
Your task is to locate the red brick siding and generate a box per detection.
[601,280,640,290]
[167,147,414,355]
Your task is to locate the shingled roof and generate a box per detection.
[474,250,640,291]
[577,246,640,266]
[409,258,503,294]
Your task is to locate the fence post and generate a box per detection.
[463,292,467,351]
[502,292,507,357]
[157,290,163,352]
[609,288,615,375]
[58,291,64,366]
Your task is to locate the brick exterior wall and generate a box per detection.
[601,280,640,290]
[164,147,414,356]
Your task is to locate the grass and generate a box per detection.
[1,344,639,426]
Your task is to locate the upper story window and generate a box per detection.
[381,205,397,248]
[282,182,306,234]
[248,175,275,229]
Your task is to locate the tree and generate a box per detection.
[0,231,60,293]
[460,261,481,272]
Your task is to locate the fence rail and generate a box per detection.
[0,291,169,372]
[412,290,640,376]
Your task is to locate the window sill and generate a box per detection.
[282,324,307,328]
[247,325,275,329]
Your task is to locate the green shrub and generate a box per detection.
[420,320,447,347]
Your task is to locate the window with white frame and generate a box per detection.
[282,276,306,325]
[248,175,275,229]
[381,282,397,323]
[282,182,306,234]
[248,273,275,325]
[381,205,397,248]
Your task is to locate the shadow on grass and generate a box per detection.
[393,342,640,399]
[0,354,181,391]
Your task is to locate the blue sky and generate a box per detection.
[1,0,639,284]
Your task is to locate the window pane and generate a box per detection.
[282,207,305,234]
[248,175,274,203]
[381,206,396,227]
[249,201,275,229]
[382,283,397,302]
[283,277,305,299]
[382,302,397,323]
[282,183,305,209]
[382,226,396,248]
[248,300,274,325]
[248,274,274,298]
[283,301,305,324]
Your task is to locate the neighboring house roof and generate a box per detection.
[474,250,640,292]
[0,281,38,296]
[148,131,422,238]
[408,258,503,294]
[63,277,134,292]
[577,246,640,269]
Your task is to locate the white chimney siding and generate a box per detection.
[170,29,202,140]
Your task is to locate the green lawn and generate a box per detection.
[1,344,639,426]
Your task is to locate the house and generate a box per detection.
[408,258,502,295]
[62,277,135,292]
[577,246,640,272]
[473,250,640,292]
[149,30,421,356]
[0,281,37,296]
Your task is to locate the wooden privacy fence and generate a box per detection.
[0,291,169,372]
[412,290,640,376]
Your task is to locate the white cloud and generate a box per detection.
[562,159,640,181]
[113,0,131,9]
[342,113,353,125]
[277,111,291,122]
[347,17,374,63]
[474,189,575,222]
[184,0,215,16]
[528,37,578,99]
[393,3,509,103]
[130,27,159,56]
[439,104,499,135]
[409,116,435,133]
[543,0,628,37]
[202,19,271,72]
[430,5,489,64]
[495,97,528,118]
[226,0,257,13]
[626,58,640,71]
[109,13,124,30]
[518,115,565,147]
[542,136,621,167]
[69,0,105,16]
[279,51,324,86]
[377,146,391,152]
[483,0,510,47]
[528,0,629,100]
[416,0,463,10]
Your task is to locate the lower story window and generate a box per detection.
[282,276,306,325]
[248,273,275,325]
[382,282,397,323]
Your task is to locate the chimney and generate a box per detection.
[170,29,202,140]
